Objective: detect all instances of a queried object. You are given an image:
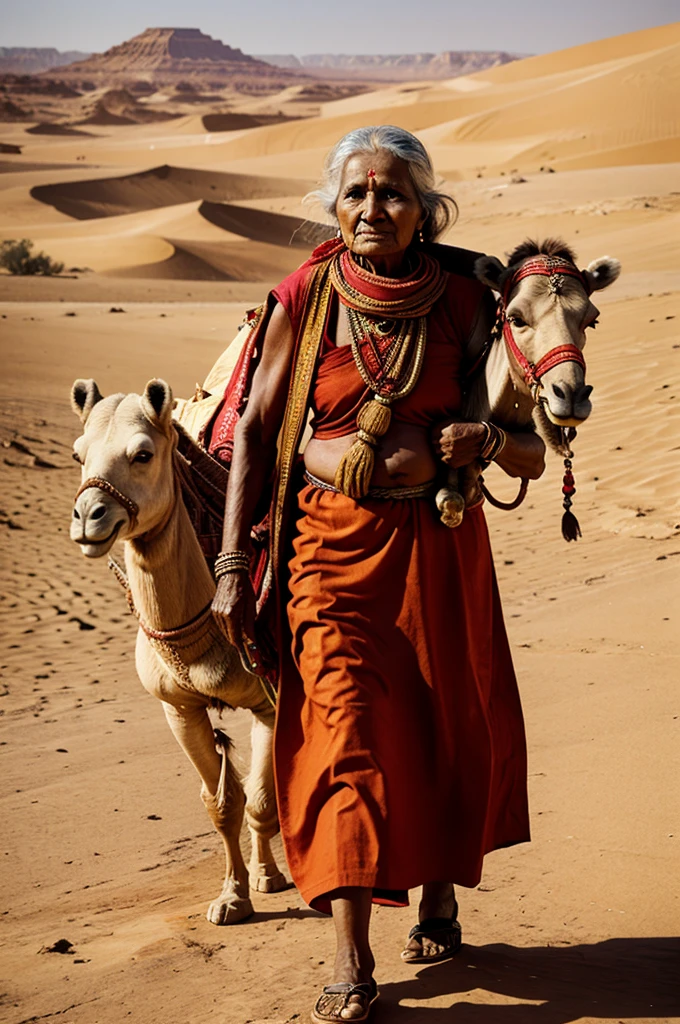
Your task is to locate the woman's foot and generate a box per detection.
[317,887,377,1021]
[401,882,462,964]
[311,978,379,1022]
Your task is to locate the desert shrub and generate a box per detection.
[0,239,65,276]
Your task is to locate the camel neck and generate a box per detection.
[125,487,215,632]
[468,340,535,426]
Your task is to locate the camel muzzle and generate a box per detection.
[71,489,130,557]
[542,380,593,427]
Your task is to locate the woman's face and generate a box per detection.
[335,150,425,271]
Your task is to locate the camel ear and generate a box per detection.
[474,254,507,291]
[71,379,103,423]
[141,379,173,433]
[584,256,621,292]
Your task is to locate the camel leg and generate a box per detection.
[161,700,254,925]
[244,706,289,893]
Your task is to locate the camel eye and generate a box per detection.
[72,451,83,464]
[508,314,527,328]
[133,450,153,464]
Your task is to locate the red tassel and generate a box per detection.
[561,455,581,541]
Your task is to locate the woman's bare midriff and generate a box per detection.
[304,422,438,489]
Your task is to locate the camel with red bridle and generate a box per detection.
[67,237,619,928]
[437,238,620,537]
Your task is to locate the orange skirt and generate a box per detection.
[275,483,529,913]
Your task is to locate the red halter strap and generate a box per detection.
[501,256,589,393]
[75,476,139,530]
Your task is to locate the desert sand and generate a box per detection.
[1,22,679,1024]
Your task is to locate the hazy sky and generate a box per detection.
[2,0,677,55]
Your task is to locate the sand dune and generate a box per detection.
[26,122,98,137]
[431,45,680,157]
[480,20,680,83]
[198,199,332,248]
[29,164,313,219]
[12,199,330,276]
[77,88,183,127]
[17,164,327,277]
[107,237,307,281]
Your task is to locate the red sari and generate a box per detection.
[269,254,530,913]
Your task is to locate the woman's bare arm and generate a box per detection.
[212,302,296,665]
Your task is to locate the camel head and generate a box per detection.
[70,378,176,557]
[475,239,620,438]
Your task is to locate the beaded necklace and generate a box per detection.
[329,249,447,498]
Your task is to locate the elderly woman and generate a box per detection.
[211,125,543,1022]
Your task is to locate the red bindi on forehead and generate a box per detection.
[367,168,376,178]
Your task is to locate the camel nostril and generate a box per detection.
[551,383,566,400]
[73,508,80,520]
[582,385,593,400]
[90,505,107,521]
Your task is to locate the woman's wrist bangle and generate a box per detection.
[478,421,492,458]
[479,421,496,460]
[480,422,508,462]
[214,550,251,581]
[492,426,508,460]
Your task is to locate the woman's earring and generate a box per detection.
[418,229,424,243]
[336,228,342,238]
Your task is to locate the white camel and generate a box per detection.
[438,238,620,526]
[70,377,287,925]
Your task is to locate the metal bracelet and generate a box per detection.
[214,550,251,581]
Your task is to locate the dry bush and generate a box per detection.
[0,238,64,276]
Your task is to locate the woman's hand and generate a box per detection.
[431,420,486,469]
[212,572,264,676]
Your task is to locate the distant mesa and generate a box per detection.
[256,50,521,81]
[0,47,91,75]
[46,27,307,89]
[0,74,81,98]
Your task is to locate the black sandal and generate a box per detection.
[311,979,379,1022]
[401,915,462,965]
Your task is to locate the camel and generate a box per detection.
[70,377,287,925]
[436,239,620,531]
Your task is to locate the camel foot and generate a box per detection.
[249,867,290,893]
[206,889,254,925]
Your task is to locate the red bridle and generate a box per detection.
[500,256,590,400]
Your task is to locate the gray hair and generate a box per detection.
[306,125,457,242]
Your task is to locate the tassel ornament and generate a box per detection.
[560,435,582,541]
[334,397,393,498]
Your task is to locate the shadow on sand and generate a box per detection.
[376,937,680,1022]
